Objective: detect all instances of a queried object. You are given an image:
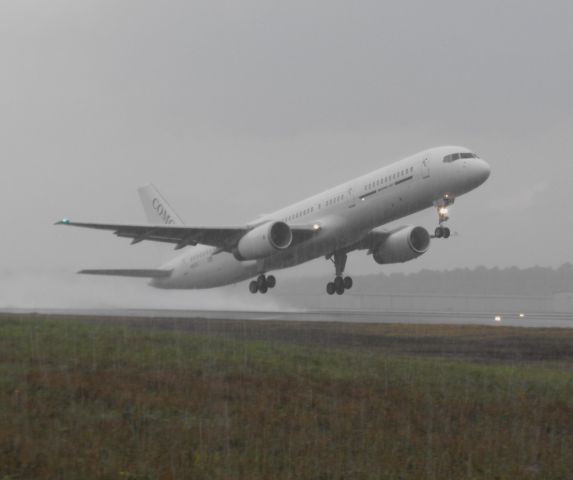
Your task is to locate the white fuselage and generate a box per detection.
[152,146,490,289]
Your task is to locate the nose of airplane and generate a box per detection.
[471,158,491,186]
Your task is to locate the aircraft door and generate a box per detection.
[421,155,431,179]
[346,186,357,208]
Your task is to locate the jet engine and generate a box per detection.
[372,226,430,264]
[234,221,293,261]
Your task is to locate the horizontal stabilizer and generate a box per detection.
[79,269,172,278]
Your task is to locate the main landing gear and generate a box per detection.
[434,196,454,239]
[249,274,276,294]
[326,251,353,295]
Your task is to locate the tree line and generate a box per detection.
[283,264,573,296]
[356,263,573,296]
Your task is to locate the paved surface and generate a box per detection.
[2,307,573,328]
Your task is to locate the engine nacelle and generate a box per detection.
[234,221,293,261]
[373,226,430,264]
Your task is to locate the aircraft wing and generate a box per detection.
[56,220,248,251]
[55,219,319,251]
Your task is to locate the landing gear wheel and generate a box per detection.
[249,274,276,294]
[334,276,344,290]
[434,196,454,239]
[325,251,352,297]
[435,226,451,239]
[257,275,266,290]
[334,276,345,295]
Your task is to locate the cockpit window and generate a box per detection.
[443,152,478,162]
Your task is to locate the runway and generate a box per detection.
[3,307,573,328]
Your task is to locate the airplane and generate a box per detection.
[56,146,490,296]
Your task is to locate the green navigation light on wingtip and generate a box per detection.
[62,218,70,224]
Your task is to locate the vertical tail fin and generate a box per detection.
[137,184,185,225]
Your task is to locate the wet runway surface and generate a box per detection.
[3,307,573,328]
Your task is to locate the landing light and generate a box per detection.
[519,313,525,319]
[313,223,321,231]
[438,207,449,216]
[494,315,502,322]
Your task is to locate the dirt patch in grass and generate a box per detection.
[70,314,573,364]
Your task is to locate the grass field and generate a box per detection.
[0,314,572,479]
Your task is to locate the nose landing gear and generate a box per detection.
[249,274,276,294]
[433,196,454,239]
[434,225,451,239]
[325,251,353,295]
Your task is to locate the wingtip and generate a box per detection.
[55,218,71,226]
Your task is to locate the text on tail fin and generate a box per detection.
[137,184,185,225]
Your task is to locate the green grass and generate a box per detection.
[0,315,572,479]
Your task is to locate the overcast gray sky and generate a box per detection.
[1,0,572,306]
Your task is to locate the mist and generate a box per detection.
[1,0,572,308]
